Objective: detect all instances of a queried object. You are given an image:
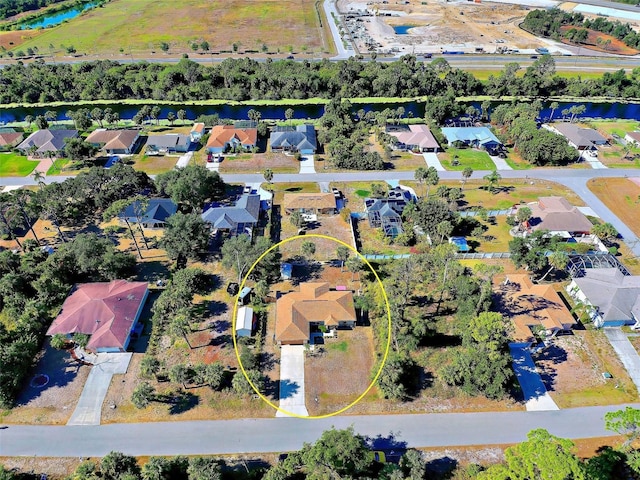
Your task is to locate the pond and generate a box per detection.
[19,1,99,30]
[392,25,414,35]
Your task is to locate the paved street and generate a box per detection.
[2,403,638,457]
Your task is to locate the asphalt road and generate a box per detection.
[2,403,638,457]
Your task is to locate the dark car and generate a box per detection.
[530,55,538,59]
[286,55,295,60]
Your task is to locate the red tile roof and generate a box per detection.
[46,280,148,351]
[206,125,257,148]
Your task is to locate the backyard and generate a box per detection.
[0,152,38,176]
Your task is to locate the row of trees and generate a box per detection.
[2,56,640,105]
[0,0,67,20]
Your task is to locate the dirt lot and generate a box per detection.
[588,177,640,237]
[340,0,554,55]
[559,25,639,55]
[305,327,376,416]
[217,152,299,174]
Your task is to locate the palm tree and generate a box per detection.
[425,166,440,198]
[263,169,273,190]
[414,166,427,196]
[462,167,473,189]
[32,170,46,190]
[549,101,559,122]
[538,250,569,282]
[285,108,294,126]
[336,246,350,271]
[483,170,501,193]
[177,109,187,125]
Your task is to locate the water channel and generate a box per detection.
[19,1,98,30]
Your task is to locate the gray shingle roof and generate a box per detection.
[574,268,640,322]
[17,129,78,154]
[270,124,316,151]
[120,198,178,225]
[201,194,260,229]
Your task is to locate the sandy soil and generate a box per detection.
[340,0,552,55]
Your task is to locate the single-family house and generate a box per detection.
[201,194,261,236]
[0,129,23,151]
[282,193,336,216]
[190,123,205,142]
[551,123,607,150]
[206,125,258,154]
[625,131,640,147]
[567,268,640,328]
[120,198,178,229]
[386,124,440,152]
[85,129,140,155]
[517,196,593,237]
[235,306,256,337]
[146,134,191,154]
[440,126,502,153]
[275,282,356,345]
[269,124,316,155]
[365,196,408,238]
[46,280,149,353]
[499,274,577,343]
[17,129,78,157]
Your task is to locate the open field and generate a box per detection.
[587,177,640,237]
[10,0,324,56]
[0,152,38,176]
[439,148,496,171]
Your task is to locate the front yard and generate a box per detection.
[0,152,39,176]
[438,148,496,171]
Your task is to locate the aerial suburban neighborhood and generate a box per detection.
[1,0,640,478]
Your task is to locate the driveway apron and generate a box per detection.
[509,344,559,411]
[277,345,308,417]
[604,328,640,394]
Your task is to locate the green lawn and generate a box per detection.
[587,119,640,138]
[439,148,495,171]
[0,153,39,177]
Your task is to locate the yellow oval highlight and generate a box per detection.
[232,233,392,419]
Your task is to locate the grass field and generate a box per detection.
[0,152,38,176]
[588,177,640,237]
[12,0,324,56]
[439,148,495,171]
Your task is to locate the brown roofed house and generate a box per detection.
[625,131,640,147]
[85,129,140,155]
[206,125,258,154]
[520,196,593,235]
[283,193,336,216]
[0,131,23,150]
[498,274,577,343]
[190,122,206,142]
[275,282,356,345]
[46,280,149,352]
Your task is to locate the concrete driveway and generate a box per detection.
[67,353,132,426]
[509,344,559,411]
[422,153,445,171]
[604,328,640,393]
[276,345,308,417]
[490,154,513,170]
[299,155,316,174]
[175,151,193,168]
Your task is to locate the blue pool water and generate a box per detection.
[20,2,98,30]
[393,25,414,35]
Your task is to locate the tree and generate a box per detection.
[436,220,453,243]
[232,369,263,396]
[50,333,68,350]
[91,107,104,127]
[202,362,224,390]
[263,168,273,189]
[34,115,49,130]
[131,382,155,409]
[160,42,170,52]
[24,114,34,128]
[167,111,176,126]
[549,101,559,122]
[187,457,222,480]
[415,198,453,238]
[155,165,226,211]
[346,256,362,281]
[44,110,57,125]
[161,213,210,269]
[67,109,93,130]
[425,166,439,198]
[414,166,427,196]
[178,109,187,125]
[478,429,585,480]
[515,206,532,232]
[200,41,210,52]
[169,363,190,389]
[591,222,618,243]
[289,210,305,229]
[140,355,161,379]
[103,198,145,259]
[605,406,640,448]
[64,137,99,164]
[222,235,280,284]
[73,333,89,348]
[462,166,473,189]
[151,105,161,125]
[100,452,141,480]
[538,249,569,282]
[336,246,350,270]
[483,170,501,192]
[285,108,294,125]
[301,241,316,260]
[300,427,373,478]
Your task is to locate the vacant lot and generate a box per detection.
[559,26,639,55]
[588,177,640,237]
[12,0,324,56]
[439,148,496,171]
[218,152,299,174]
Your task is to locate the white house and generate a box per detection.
[624,131,640,147]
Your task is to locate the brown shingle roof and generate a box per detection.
[191,123,205,134]
[524,196,593,233]
[0,132,23,146]
[283,193,336,212]
[498,274,577,342]
[85,129,139,151]
[206,125,257,148]
[275,283,356,344]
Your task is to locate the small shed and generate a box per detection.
[236,306,255,337]
[238,287,252,305]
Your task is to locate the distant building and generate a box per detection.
[275,283,356,345]
[567,268,640,328]
[386,124,439,152]
[85,129,140,155]
[17,129,78,157]
[201,194,261,236]
[269,124,316,155]
[146,134,191,154]
[190,123,205,142]
[550,123,607,150]
[282,193,337,216]
[625,131,640,147]
[206,124,258,154]
[46,280,149,353]
[0,129,23,151]
[119,198,178,229]
[440,126,502,153]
